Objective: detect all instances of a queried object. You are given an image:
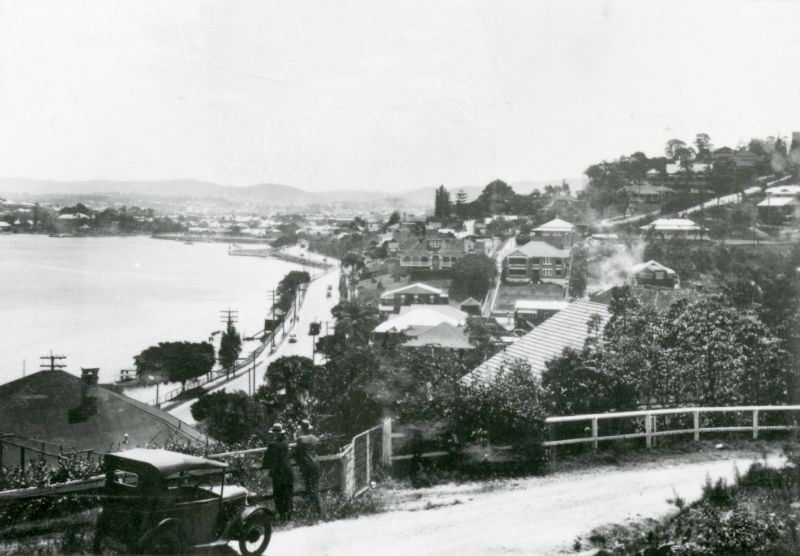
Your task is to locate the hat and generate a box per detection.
[270,422,285,434]
[300,419,312,430]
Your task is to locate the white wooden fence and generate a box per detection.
[544,405,800,449]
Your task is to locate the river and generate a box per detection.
[0,234,298,384]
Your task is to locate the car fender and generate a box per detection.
[137,517,183,550]
[229,505,273,537]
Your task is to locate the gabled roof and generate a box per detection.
[641,217,701,231]
[533,218,574,233]
[374,305,467,333]
[630,260,677,275]
[0,371,208,453]
[464,301,610,386]
[402,322,474,350]
[459,297,482,308]
[380,282,446,300]
[507,240,570,259]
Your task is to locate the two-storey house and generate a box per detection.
[503,240,571,284]
[398,232,470,272]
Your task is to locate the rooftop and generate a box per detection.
[380,282,447,300]
[630,260,677,275]
[641,217,701,231]
[464,300,610,386]
[401,322,474,350]
[508,240,571,259]
[533,217,574,233]
[374,304,468,333]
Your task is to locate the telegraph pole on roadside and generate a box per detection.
[266,289,276,347]
[220,308,239,326]
[40,350,66,372]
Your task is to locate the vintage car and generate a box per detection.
[94,448,272,555]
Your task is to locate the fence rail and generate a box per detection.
[544,405,800,449]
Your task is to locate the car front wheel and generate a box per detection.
[238,512,272,556]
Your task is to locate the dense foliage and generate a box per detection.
[449,253,497,301]
[218,320,242,376]
[275,270,311,313]
[134,341,215,391]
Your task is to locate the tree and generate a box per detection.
[191,391,260,444]
[443,362,548,471]
[450,253,497,301]
[694,133,713,161]
[218,320,242,378]
[275,270,311,312]
[265,356,315,409]
[134,341,216,392]
[434,185,451,219]
[326,301,380,350]
[568,245,588,298]
[455,189,468,218]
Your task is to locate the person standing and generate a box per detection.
[293,419,322,516]
[262,422,293,522]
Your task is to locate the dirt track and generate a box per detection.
[265,451,782,556]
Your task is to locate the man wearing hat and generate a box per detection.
[262,422,293,522]
[293,419,322,516]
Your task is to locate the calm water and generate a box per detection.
[0,235,296,384]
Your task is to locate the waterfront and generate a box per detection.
[0,234,298,384]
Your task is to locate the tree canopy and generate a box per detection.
[450,253,497,301]
[134,341,215,391]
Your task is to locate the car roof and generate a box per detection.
[106,448,227,477]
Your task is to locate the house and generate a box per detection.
[398,232,471,272]
[401,322,474,351]
[513,299,569,328]
[640,217,703,239]
[531,218,574,243]
[458,297,483,315]
[378,282,449,314]
[503,240,571,284]
[463,300,610,385]
[758,196,798,224]
[0,369,208,456]
[0,221,12,232]
[372,305,468,345]
[629,260,678,288]
[622,182,675,204]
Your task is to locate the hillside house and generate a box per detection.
[372,304,468,345]
[458,297,483,315]
[398,232,471,272]
[622,182,675,204]
[640,217,704,240]
[378,282,449,314]
[503,240,571,284]
[629,260,678,288]
[531,217,574,245]
[758,184,800,224]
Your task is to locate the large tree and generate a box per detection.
[450,253,497,301]
[134,341,216,392]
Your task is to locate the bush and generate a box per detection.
[443,362,548,473]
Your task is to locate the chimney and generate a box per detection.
[81,367,99,387]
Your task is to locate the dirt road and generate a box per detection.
[266,451,781,556]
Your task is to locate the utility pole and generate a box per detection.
[40,350,66,372]
[220,308,239,326]
[267,289,276,348]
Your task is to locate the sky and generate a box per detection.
[1,0,799,192]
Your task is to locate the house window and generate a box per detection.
[541,268,554,277]
[412,257,420,264]
[421,256,428,263]
[555,269,563,277]
[427,239,442,249]
[507,257,527,266]
[656,271,665,280]
[542,257,552,265]
[529,258,540,265]
[508,268,528,276]
[442,256,450,263]
[402,256,410,263]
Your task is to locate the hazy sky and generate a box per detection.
[1,0,799,192]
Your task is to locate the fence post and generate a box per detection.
[365,432,371,486]
[645,414,652,449]
[651,415,657,447]
[20,446,26,471]
[753,409,759,440]
[591,418,599,450]
[693,410,700,442]
[381,418,392,467]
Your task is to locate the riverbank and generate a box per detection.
[152,232,276,244]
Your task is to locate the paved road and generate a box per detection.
[265,451,782,556]
[169,252,340,424]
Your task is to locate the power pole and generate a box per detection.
[40,350,66,372]
[220,308,239,326]
[267,289,276,347]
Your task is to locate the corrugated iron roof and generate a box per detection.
[464,300,609,385]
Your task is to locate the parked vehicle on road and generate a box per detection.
[288,333,298,343]
[94,448,272,555]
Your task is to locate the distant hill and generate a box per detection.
[0,176,587,207]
